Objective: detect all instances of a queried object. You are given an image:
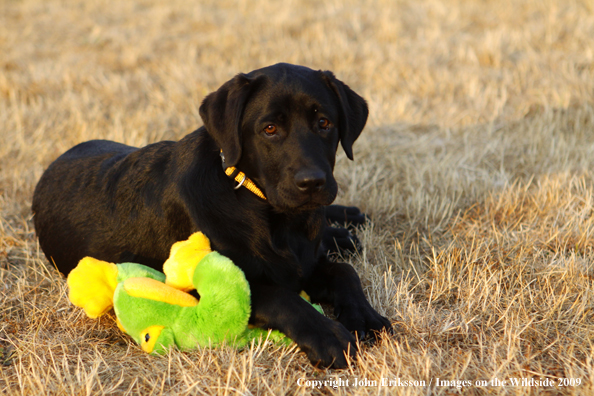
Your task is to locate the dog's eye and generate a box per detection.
[318,118,331,130]
[264,124,277,136]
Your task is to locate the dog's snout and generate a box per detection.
[295,170,326,193]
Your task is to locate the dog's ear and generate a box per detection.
[322,72,369,160]
[199,74,259,167]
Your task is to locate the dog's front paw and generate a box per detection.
[322,226,361,254]
[335,302,392,341]
[325,205,368,228]
[297,318,357,369]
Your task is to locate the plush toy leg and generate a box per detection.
[68,259,168,319]
[164,232,212,292]
[68,257,119,318]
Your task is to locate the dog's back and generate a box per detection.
[32,139,185,273]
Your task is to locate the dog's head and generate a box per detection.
[199,63,368,211]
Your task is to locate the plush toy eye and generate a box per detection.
[140,325,164,353]
[264,124,277,136]
[318,118,331,130]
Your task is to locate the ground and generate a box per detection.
[1,0,594,394]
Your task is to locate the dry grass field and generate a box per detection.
[2,0,594,394]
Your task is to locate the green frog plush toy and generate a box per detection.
[67,232,308,354]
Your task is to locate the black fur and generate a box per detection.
[32,63,391,368]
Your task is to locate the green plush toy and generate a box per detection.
[67,232,302,354]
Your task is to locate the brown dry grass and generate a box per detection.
[2,0,594,394]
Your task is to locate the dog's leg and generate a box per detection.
[248,284,357,368]
[304,259,392,340]
[323,205,367,254]
[322,226,361,255]
[325,205,368,228]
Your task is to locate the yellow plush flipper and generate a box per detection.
[67,257,119,318]
[163,232,211,291]
[123,277,199,307]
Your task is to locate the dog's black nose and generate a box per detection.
[295,170,326,193]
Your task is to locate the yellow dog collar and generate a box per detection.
[220,150,266,200]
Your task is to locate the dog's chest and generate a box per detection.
[269,213,323,279]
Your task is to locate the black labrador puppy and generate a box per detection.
[32,63,391,368]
